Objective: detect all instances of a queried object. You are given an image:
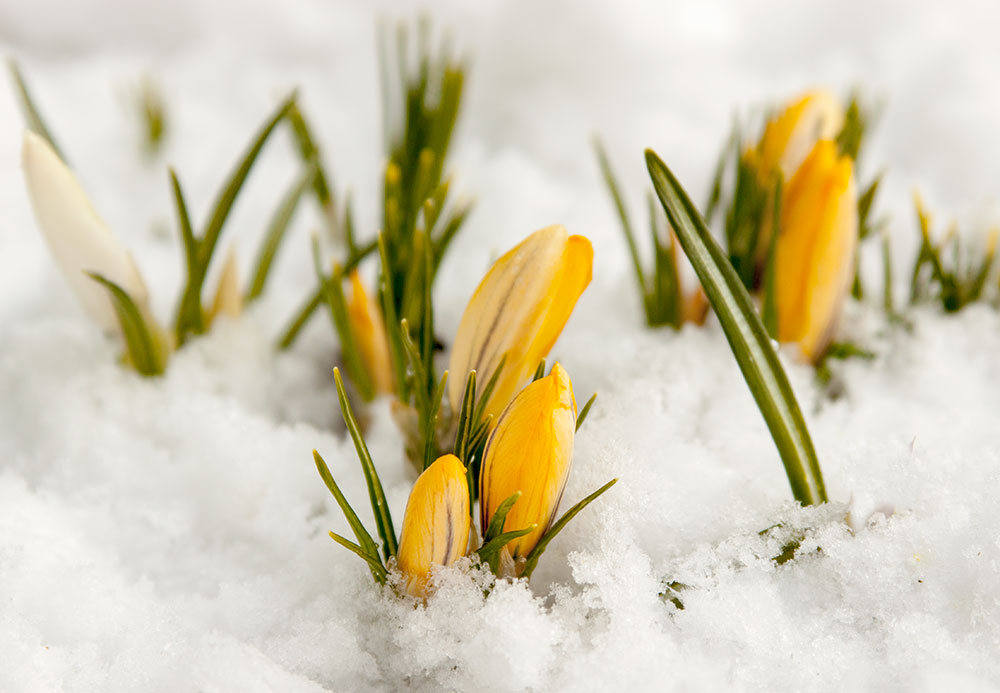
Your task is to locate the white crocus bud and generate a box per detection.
[21,130,150,331]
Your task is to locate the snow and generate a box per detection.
[3,0,1000,690]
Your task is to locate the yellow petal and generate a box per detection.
[447,226,592,422]
[209,246,243,323]
[396,454,471,597]
[775,140,858,362]
[757,89,844,178]
[479,362,576,576]
[347,270,394,394]
[21,130,150,331]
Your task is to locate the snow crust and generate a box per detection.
[2,1,1000,690]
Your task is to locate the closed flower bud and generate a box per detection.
[479,362,576,577]
[775,139,858,363]
[21,130,151,332]
[396,454,471,597]
[754,89,844,179]
[346,270,393,394]
[209,246,243,323]
[447,226,592,422]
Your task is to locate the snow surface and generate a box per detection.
[3,1,1000,690]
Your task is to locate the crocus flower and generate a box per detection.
[774,139,858,363]
[753,88,844,179]
[479,362,576,577]
[346,269,394,394]
[396,454,471,596]
[447,225,592,422]
[21,130,151,332]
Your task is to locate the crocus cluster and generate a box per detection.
[319,225,610,597]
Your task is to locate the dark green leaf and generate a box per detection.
[246,162,317,300]
[645,149,826,506]
[333,368,398,560]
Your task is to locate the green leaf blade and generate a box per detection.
[645,149,826,506]
[86,273,167,377]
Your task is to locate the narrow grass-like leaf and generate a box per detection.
[882,228,894,316]
[400,318,429,414]
[453,370,477,462]
[472,354,506,424]
[704,123,738,225]
[275,238,378,350]
[313,450,385,584]
[483,491,521,542]
[477,526,536,574]
[276,287,322,350]
[246,162,316,300]
[521,478,617,579]
[314,243,374,402]
[575,393,597,432]
[7,58,65,161]
[432,201,473,272]
[477,491,535,575]
[646,149,827,506]
[595,138,647,306]
[531,360,546,382]
[328,532,388,581]
[285,101,336,222]
[378,233,409,397]
[422,372,448,471]
[333,368,398,560]
[169,169,199,286]
[197,93,296,270]
[466,415,492,458]
[86,273,166,377]
[175,93,295,342]
[761,178,782,338]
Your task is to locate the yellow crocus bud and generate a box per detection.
[775,139,858,363]
[346,269,394,394]
[479,362,576,577]
[447,226,592,422]
[209,246,243,323]
[396,454,471,597]
[21,130,151,332]
[755,89,844,179]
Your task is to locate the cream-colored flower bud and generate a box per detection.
[396,454,471,597]
[21,130,150,331]
[775,139,858,363]
[447,225,592,422]
[479,362,576,577]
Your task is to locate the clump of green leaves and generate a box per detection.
[909,195,997,312]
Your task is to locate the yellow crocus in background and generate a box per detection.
[21,130,153,332]
[395,454,471,597]
[775,139,858,363]
[346,270,394,394]
[447,225,592,423]
[479,362,576,578]
[754,88,844,179]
